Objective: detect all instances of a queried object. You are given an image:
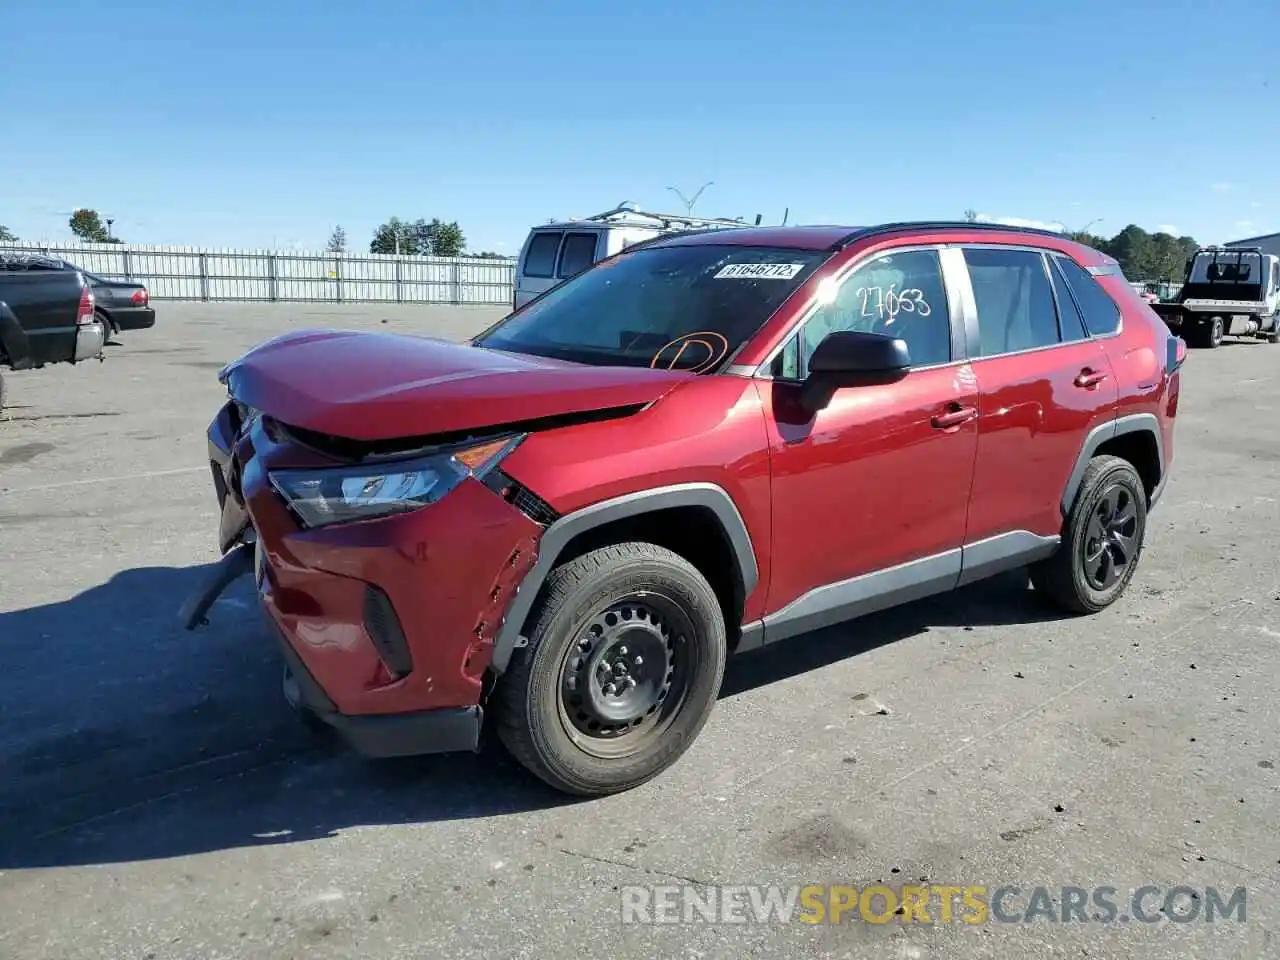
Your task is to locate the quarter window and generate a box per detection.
[1048,257,1090,342]
[522,231,563,279]
[1056,255,1122,336]
[795,248,952,373]
[963,248,1061,356]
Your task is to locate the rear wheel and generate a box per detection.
[1031,455,1148,614]
[97,311,117,344]
[495,542,727,796]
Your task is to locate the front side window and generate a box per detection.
[964,248,1061,356]
[791,248,951,374]
[477,244,829,370]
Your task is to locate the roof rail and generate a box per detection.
[827,220,1069,251]
[575,201,758,231]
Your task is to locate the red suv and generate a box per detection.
[184,222,1184,796]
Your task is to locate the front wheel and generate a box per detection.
[1031,455,1148,614]
[495,542,727,796]
[1203,315,1225,348]
[1266,316,1280,343]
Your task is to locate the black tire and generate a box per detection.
[1204,315,1224,348]
[97,311,116,344]
[1266,316,1280,344]
[1031,455,1148,615]
[495,541,727,796]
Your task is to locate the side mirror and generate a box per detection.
[807,330,911,387]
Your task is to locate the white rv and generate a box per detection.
[511,202,757,311]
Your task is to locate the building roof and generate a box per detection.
[1224,231,1280,246]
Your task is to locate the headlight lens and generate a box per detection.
[269,435,522,528]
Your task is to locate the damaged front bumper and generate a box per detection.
[179,399,542,759]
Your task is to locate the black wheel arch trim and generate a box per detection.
[1060,412,1164,516]
[489,481,759,675]
[0,301,32,368]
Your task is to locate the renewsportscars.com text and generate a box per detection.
[620,884,1247,926]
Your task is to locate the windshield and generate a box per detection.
[476,244,828,370]
[1188,252,1258,284]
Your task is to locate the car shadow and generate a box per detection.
[0,563,1065,870]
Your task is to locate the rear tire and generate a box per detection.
[495,542,727,796]
[97,311,117,344]
[1031,455,1148,615]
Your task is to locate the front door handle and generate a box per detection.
[931,403,978,429]
[1074,367,1109,389]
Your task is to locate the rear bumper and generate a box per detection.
[110,306,156,330]
[73,322,105,362]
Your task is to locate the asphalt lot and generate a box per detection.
[1,301,1278,959]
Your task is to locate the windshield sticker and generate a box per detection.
[650,332,729,373]
[714,262,807,280]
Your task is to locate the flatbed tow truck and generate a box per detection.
[1151,245,1280,348]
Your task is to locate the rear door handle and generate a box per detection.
[931,404,978,429]
[1074,368,1109,389]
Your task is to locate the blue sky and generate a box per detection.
[2,0,1275,252]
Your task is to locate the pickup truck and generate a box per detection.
[0,255,105,412]
[1150,245,1280,348]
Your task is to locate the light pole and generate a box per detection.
[106,218,114,241]
[667,182,714,216]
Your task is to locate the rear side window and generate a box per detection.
[557,232,599,279]
[963,248,1060,356]
[522,231,563,279]
[1048,258,1090,342]
[1056,256,1121,336]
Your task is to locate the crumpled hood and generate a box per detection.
[220,329,692,441]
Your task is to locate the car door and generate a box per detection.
[756,245,980,644]
[956,245,1119,580]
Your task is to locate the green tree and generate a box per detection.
[419,218,465,257]
[0,224,16,243]
[326,225,347,252]
[69,208,113,243]
[370,217,410,254]
[369,216,467,256]
[1104,224,1157,278]
[963,208,979,223]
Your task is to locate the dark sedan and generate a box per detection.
[55,261,156,340]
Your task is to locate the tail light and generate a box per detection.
[131,287,149,306]
[75,282,96,326]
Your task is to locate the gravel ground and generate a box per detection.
[0,302,1277,960]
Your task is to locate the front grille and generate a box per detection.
[363,585,414,677]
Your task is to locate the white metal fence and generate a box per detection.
[0,241,516,305]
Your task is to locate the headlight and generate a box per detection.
[269,435,523,528]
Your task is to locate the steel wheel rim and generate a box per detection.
[556,592,695,759]
[1082,483,1139,591]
